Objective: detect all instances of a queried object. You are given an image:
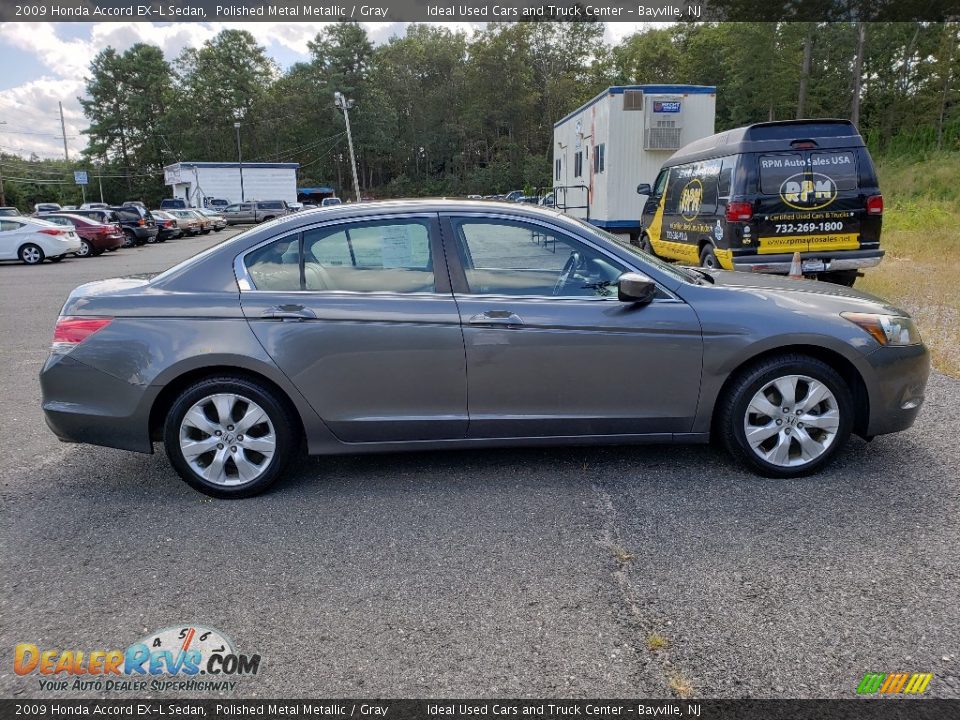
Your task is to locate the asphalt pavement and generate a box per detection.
[0,231,957,699]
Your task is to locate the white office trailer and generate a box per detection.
[163,162,299,207]
[552,85,716,241]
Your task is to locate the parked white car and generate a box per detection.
[0,217,82,265]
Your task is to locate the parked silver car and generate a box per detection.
[40,200,929,497]
[222,200,290,225]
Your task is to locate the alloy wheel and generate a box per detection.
[21,245,42,264]
[742,374,840,468]
[179,393,276,486]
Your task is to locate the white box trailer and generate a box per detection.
[163,162,299,207]
[552,85,716,241]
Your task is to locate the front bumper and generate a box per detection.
[863,342,930,437]
[734,249,884,274]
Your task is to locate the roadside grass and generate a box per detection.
[668,673,694,699]
[859,154,960,376]
[646,633,670,652]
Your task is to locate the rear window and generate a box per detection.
[811,151,857,190]
[260,202,283,210]
[114,209,140,221]
[758,153,807,194]
[759,151,858,194]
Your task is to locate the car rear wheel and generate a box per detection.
[19,244,44,265]
[164,377,298,498]
[47,256,63,263]
[717,355,853,478]
[76,239,92,257]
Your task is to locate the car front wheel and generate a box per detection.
[717,355,853,477]
[163,376,298,498]
[76,239,92,257]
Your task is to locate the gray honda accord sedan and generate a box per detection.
[40,200,929,497]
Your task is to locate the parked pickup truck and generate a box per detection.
[222,200,291,225]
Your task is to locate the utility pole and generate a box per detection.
[234,121,245,202]
[0,121,6,206]
[334,91,361,203]
[59,102,69,161]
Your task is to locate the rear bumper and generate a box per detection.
[131,227,159,241]
[40,353,155,453]
[863,343,930,437]
[89,234,125,251]
[733,249,884,274]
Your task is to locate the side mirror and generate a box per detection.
[618,272,657,304]
[636,183,652,196]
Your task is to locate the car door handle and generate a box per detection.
[261,305,317,320]
[468,311,524,327]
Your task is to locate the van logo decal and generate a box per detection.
[780,172,838,210]
[679,178,703,221]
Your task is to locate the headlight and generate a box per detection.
[841,312,922,346]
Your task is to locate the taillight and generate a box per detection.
[867,194,883,215]
[52,317,112,353]
[726,201,753,222]
[39,228,66,236]
[138,218,145,226]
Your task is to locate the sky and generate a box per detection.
[0,21,646,161]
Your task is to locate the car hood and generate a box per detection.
[697,269,907,315]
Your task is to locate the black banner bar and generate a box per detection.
[1,0,958,23]
[1,700,958,720]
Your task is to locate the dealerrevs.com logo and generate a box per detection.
[14,625,261,693]
[856,672,933,695]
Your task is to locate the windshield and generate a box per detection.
[570,217,702,284]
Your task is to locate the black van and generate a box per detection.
[637,119,884,286]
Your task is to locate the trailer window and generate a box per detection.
[574,151,583,178]
[594,144,605,173]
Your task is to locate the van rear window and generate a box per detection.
[811,151,857,190]
[760,151,858,194]
[759,154,806,194]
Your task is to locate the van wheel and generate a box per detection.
[717,354,853,478]
[821,270,858,287]
[699,245,720,269]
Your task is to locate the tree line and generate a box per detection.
[3,21,958,208]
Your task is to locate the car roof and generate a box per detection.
[665,119,865,167]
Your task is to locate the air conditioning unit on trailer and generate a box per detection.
[644,96,685,150]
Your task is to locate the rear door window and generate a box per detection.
[811,151,858,190]
[758,153,807,194]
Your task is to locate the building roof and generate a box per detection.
[554,85,716,128]
[163,162,300,171]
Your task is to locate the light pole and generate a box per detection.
[0,121,6,206]
[334,92,361,203]
[234,121,245,202]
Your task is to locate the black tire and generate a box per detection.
[640,233,655,255]
[699,244,720,269]
[163,376,299,498]
[47,256,64,263]
[122,231,135,248]
[820,270,858,287]
[716,354,853,478]
[91,249,104,256]
[19,243,44,265]
[76,239,93,258]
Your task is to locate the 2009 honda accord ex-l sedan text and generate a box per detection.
[40,200,929,497]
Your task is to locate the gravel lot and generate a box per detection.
[1,231,957,699]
